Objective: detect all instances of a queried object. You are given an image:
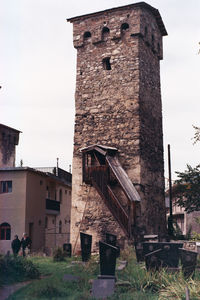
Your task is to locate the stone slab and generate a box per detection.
[92,279,115,299]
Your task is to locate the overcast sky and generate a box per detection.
[0,0,200,181]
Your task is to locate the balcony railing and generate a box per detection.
[46,199,60,212]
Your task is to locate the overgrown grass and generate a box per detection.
[4,247,200,300]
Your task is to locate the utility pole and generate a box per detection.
[168,144,173,237]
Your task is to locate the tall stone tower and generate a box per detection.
[68,2,167,251]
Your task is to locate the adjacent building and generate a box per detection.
[0,124,72,254]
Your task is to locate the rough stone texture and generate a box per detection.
[0,124,20,168]
[68,3,167,252]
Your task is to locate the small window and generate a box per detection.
[102,27,110,41]
[38,220,41,226]
[83,31,91,39]
[69,191,71,196]
[121,23,129,31]
[40,180,43,186]
[0,181,12,194]
[52,219,55,225]
[0,223,11,240]
[46,186,50,198]
[65,190,67,195]
[59,221,62,234]
[102,57,111,70]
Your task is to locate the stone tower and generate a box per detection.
[68,2,167,252]
[0,124,20,168]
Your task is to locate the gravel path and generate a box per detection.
[0,281,31,300]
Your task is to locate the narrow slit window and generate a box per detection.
[102,57,111,70]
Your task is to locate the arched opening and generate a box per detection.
[102,57,111,70]
[0,223,11,240]
[83,31,91,39]
[59,221,62,234]
[121,23,129,31]
[102,27,110,41]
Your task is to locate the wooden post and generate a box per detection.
[168,144,173,236]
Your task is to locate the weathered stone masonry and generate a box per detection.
[68,2,168,251]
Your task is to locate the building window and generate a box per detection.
[83,31,91,39]
[46,186,50,198]
[102,26,110,41]
[102,57,111,70]
[69,191,71,196]
[0,223,11,240]
[121,23,129,31]
[0,181,12,194]
[59,189,62,203]
[38,220,41,226]
[59,221,62,234]
[40,180,43,186]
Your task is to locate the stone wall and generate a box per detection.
[0,125,20,168]
[69,3,167,252]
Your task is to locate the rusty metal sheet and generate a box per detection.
[106,155,141,202]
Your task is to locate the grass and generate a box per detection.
[3,248,200,300]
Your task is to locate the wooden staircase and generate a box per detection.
[81,145,141,238]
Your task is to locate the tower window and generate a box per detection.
[102,57,111,70]
[121,23,129,31]
[83,31,91,39]
[102,27,110,41]
[102,27,110,34]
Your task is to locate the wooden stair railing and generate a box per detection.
[90,166,130,237]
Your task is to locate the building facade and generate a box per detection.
[0,124,72,254]
[68,2,168,252]
[0,167,72,254]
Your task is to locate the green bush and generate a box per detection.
[0,255,40,285]
[53,247,65,262]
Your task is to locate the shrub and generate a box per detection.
[0,255,40,285]
[53,247,65,262]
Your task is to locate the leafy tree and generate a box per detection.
[175,164,200,213]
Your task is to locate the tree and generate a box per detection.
[175,164,200,213]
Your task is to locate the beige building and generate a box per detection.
[166,194,200,236]
[0,124,72,254]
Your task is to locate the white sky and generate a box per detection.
[0,0,200,180]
